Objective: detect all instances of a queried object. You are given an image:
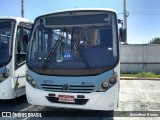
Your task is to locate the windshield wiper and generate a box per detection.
[42,34,63,70]
[71,28,93,71]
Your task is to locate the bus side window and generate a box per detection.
[15,26,30,69]
[22,32,29,52]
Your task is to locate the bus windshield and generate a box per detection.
[0,20,15,66]
[27,11,119,75]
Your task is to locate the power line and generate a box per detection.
[130,12,160,15]
[118,12,160,16]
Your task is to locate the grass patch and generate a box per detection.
[121,72,160,78]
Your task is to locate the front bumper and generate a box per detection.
[26,81,119,111]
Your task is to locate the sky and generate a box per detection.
[1,0,160,44]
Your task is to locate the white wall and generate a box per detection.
[120,44,160,74]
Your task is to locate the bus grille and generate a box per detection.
[46,96,89,105]
[41,84,95,93]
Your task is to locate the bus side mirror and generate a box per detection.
[120,28,127,42]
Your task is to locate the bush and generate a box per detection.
[121,72,160,78]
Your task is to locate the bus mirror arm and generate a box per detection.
[118,19,123,26]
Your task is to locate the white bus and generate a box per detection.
[0,17,32,99]
[26,8,126,110]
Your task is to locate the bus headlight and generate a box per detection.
[109,76,117,84]
[26,74,33,81]
[98,74,117,92]
[97,80,110,92]
[31,80,37,86]
[102,81,109,89]
[0,74,3,82]
[26,74,38,88]
[2,72,9,78]
[0,69,9,82]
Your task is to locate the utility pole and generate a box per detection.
[123,0,128,43]
[21,0,24,18]
[123,0,127,29]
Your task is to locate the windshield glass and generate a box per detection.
[0,20,15,66]
[27,11,119,75]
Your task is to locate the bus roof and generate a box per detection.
[35,8,117,20]
[0,16,33,24]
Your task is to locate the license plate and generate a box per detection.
[58,95,75,103]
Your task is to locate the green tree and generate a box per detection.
[149,37,160,44]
